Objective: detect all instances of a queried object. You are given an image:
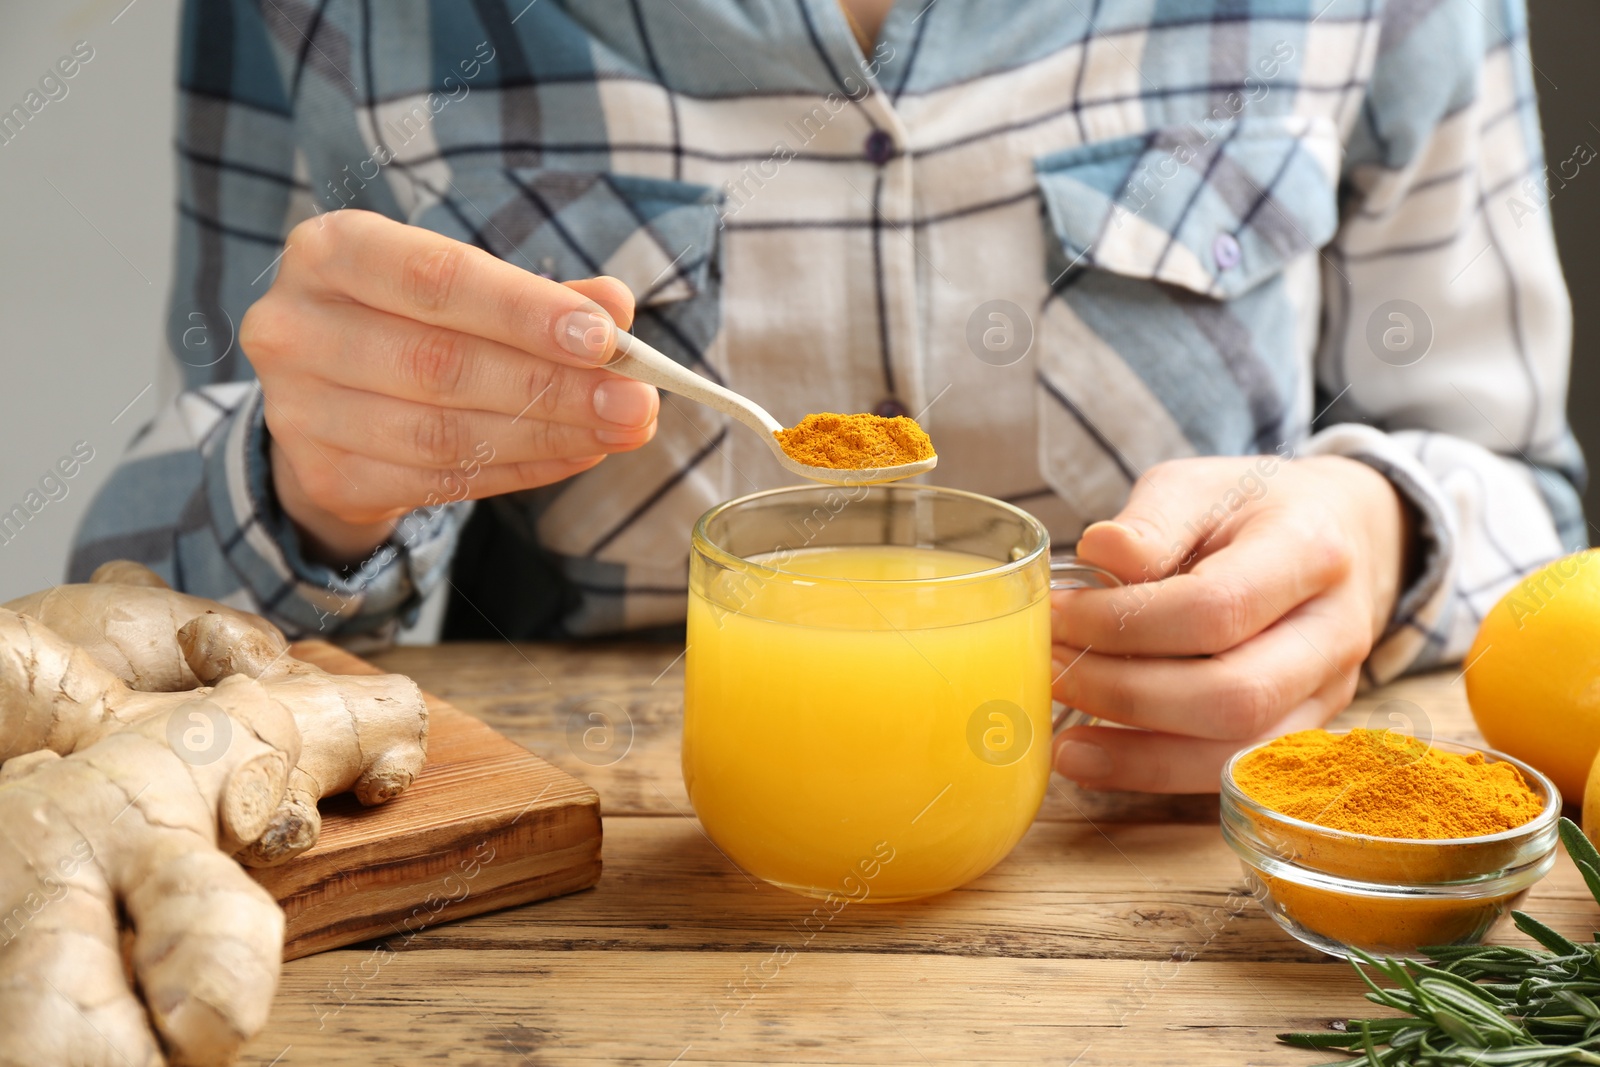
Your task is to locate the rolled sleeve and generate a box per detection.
[203,386,465,638]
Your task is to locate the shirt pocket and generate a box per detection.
[410,167,723,367]
[1030,116,1342,522]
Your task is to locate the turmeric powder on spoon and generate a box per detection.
[774,412,936,471]
[600,333,937,482]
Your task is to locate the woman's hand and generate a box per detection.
[240,210,659,564]
[1050,453,1414,793]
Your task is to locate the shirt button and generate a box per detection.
[864,129,895,165]
[1213,232,1242,271]
[873,397,910,419]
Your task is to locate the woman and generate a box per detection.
[74,0,1583,793]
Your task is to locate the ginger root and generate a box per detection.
[4,562,429,867]
[4,561,288,692]
[0,608,303,855]
[0,675,301,1066]
[179,614,429,866]
[0,562,435,1064]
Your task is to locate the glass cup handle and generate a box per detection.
[1048,557,1122,734]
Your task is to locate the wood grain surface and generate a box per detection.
[239,643,1596,1066]
[250,642,601,960]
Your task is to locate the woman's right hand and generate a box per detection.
[239,210,658,564]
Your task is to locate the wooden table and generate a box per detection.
[244,644,1593,1066]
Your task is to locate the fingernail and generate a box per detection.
[1056,740,1112,782]
[556,307,614,364]
[593,378,656,428]
[1085,520,1140,541]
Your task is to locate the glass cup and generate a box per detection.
[682,483,1114,903]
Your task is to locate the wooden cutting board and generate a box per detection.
[249,641,602,960]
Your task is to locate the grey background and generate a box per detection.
[1528,2,1600,532]
[0,0,179,602]
[0,1,1595,603]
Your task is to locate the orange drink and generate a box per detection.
[683,484,1057,902]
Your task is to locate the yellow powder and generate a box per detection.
[1233,728,1542,839]
[1231,729,1549,956]
[774,413,936,470]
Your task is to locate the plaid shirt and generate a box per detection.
[72,0,1585,680]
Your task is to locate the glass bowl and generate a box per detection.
[1220,734,1561,960]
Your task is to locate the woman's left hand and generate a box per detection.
[1050,453,1414,793]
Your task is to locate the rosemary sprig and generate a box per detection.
[1279,819,1600,1066]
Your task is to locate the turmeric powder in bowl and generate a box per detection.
[774,413,935,471]
[1234,729,1544,840]
[1220,729,1560,960]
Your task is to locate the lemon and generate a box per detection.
[1464,549,1600,804]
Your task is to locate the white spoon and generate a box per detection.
[604,331,938,486]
